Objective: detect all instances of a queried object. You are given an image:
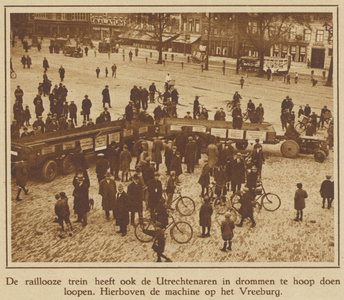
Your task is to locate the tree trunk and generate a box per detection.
[258,51,265,77]
[157,48,163,64]
[325,56,333,86]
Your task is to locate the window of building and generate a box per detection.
[289,29,296,40]
[328,48,333,56]
[195,20,200,33]
[304,29,311,41]
[183,22,187,32]
[189,21,193,32]
[300,46,306,54]
[316,30,324,42]
[247,22,258,34]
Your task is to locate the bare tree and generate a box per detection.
[128,13,176,64]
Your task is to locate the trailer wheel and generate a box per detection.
[42,160,58,182]
[236,141,248,151]
[280,140,299,158]
[314,150,326,163]
[62,154,75,175]
[132,139,146,157]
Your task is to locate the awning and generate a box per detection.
[172,34,201,44]
[119,30,179,43]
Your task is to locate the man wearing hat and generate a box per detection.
[69,100,77,126]
[284,119,300,142]
[96,153,109,183]
[147,171,163,218]
[231,153,246,193]
[115,184,130,236]
[232,103,243,129]
[14,85,24,104]
[82,95,92,121]
[149,82,157,103]
[237,189,256,228]
[73,173,89,226]
[184,111,192,119]
[127,173,143,225]
[125,101,134,124]
[119,144,132,182]
[164,141,173,175]
[247,165,259,196]
[102,85,111,108]
[143,221,172,262]
[320,175,334,209]
[99,171,117,220]
[21,127,30,138]
[199,196,213,238]
[249,142,265,178]
[152,135,164,171]
[220,212,235,252]
[185,136,197,173]
[170,151,182,183]
[33,116,46,133]
[55,192,73,233]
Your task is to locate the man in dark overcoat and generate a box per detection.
[15,85,24,104]
[99,172,117,220]
[127,174,143,225]
[152,136,164,171]
[59,65,65,82]
[147,172,163,218]
[69,100,77,126]
[164,141,173,174]
[43,57,49,71]
[185,136,197,173]
[73,174,90,226]
[13,160,28,201]
[193,96,200,119]
[96,153,109,183]
[82,95,92,121]
[232,103,243,129]
[199,196,213,238]
[249,145,265,178]
[320,175,334,209]
[237,189,256,228]
[125,101,134,124]
[231,154,246,193]
[106,142,120,180]
[102,85,111,108]
[115,184,130,236]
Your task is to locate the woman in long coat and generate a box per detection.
[151,136,163,171]
[99,172,117,220]
[199,196,213,237]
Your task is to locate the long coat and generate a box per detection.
[15,161,28,186]
[99,178,117,211]
[127,181,143,212]
[120,149,132,172]
[147,179,162,210]
[102,88,110,103]
[152,138,164,164]
[239,192,254,218]
[164,146,173,168]
[294,188,308,210]
[96,157,109,182]
[185,140,197,166]
[73,181,89,215]
[320,180,334,199]
[116,192,130,227]
[231,160,246,185]
[170,154,182,176]
[221,218,235,240]
[199,202,213,227]
[82,98,92,114]
[206,144,218,168]
[198,164,210,187]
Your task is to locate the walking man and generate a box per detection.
[59,65,65,82]
[111,64,117,78]
[102,85,111,108]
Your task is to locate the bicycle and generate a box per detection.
[203,182,231,214]
[295,116,320,134]
[11,70,17,79]
[154,90,165,104]
[163,187,195,216]
[134,213,193,244]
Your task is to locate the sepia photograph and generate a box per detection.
[7,6,337,267]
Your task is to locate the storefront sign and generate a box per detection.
[246,131,267,141]
[228,129,244,139]
[211,128,227,138]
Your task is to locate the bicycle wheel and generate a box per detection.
[226,102,234,113]
[243,112,249,122]
[170,221,193,244]
[157,94,164,104]
[261,193,281,211]
[11,72,17,79]
[213,197,228,215]
[295,122,306,134]
[176,196,195,216]
[134,218,155,243]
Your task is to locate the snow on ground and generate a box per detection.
[9,39,335,263]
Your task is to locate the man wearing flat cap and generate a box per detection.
[320,175,334,209]
[82,95,92,121]
[147,171,163,218]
